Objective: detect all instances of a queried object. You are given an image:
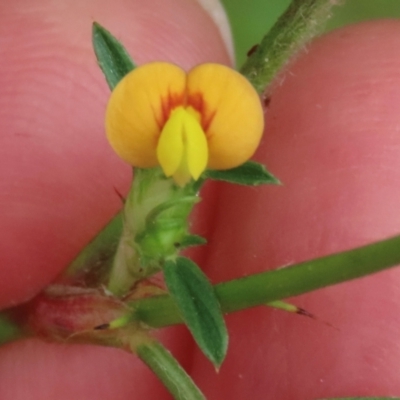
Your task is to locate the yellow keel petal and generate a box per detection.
[157,108,185,177]
[183,108,208,181]
[156,106,208,186]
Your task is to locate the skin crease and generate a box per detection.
[1,1,400,399]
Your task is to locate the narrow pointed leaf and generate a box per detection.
[164,257,228,367]
[179,234,207,249]
[92,22,135,90]
[204,161,280,186]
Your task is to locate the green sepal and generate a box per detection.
[178,234,207,249]
[135,195,200,266]
[164,257,228,368]
[92,22,136,90]
[204,161,280,186]
[144,196,199,229]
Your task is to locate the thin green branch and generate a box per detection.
[135,339,205,400]
[241,0,339,94]
[65,213,122,282]
[0,314,22,345]
[130,234,400,328]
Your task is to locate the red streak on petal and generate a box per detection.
[159,90,185,129]
[187,92,215,134]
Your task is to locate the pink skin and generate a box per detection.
[1,0,400,398]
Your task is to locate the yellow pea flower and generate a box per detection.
[105,62,264,186]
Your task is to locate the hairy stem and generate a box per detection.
[108,168,200,295]
[241,0,340,94]
[129,234,400,327]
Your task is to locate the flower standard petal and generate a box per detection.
[187,63,264,170]
[105,62,186,168]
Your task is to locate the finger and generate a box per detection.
[0,339,159,400]
[192,20,400,399]
[0,0,229,399]
[0,0,230,309]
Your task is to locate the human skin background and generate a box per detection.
[1,1,400,399]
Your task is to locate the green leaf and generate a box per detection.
[164,257,228,367]
[178,234,207,249]
[92,22,135,90]
[204,161,280,186]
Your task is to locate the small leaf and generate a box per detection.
[204,161,280,186]
[164,257,228,367]
[92,22,135,90]
[178,235,207,249]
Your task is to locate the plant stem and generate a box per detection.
[64,213,122,283]
[135,338,205,400]
[108,168,200,296]
[129,234,400,327]
[0,314,22,345]
[241,0,339,94]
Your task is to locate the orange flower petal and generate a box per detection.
[105,62,186,167]
[187,63,264,170]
